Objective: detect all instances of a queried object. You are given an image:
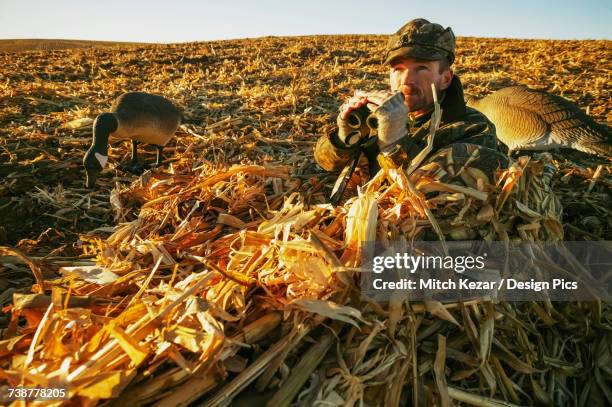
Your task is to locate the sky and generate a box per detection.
[0,0,610,43]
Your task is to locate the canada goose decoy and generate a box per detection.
[467,86,611,157]
[83,92,181,188]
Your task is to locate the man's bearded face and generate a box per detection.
[389,57,452,114]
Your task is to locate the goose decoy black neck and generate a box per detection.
[83,112,118,188]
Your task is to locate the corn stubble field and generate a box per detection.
[0,36,610,406]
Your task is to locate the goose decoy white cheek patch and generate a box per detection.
[94,152,108,168]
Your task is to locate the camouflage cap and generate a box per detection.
[384,18,456,65]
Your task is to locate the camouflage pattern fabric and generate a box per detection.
[384,106,499,168]
[411,143,509,190]
[314,131,359,172]
[384,18,456,65]
[314,75,500,174]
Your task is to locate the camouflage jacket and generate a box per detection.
[314,75,500,172]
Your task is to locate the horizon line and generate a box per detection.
[1,33,610,44]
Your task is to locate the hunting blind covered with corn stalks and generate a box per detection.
[0,36,610,406]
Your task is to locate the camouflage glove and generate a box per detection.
[366,91,408,152]
[337,92,370,147]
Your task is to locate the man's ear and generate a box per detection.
[440,68,453,90]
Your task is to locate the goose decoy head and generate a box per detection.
[83,148,108,188]
[83,112,116,188]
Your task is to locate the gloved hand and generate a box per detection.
[336,91,370,147]
[365,91,408,151]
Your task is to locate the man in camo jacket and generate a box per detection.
[314,18,509,185]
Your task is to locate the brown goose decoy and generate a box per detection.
[467,86,611,157]
[83,92,181,188]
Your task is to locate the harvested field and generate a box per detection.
[0,35,610,406]
[0,39,150,53]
